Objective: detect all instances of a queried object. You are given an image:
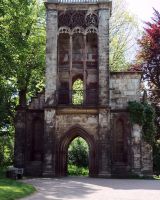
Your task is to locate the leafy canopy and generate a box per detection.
[138,9,160,101]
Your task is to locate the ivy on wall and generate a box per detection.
[128,101,156,145]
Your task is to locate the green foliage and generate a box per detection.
[128,101,156,145]
[0,0,45,103]
[137,9,160,141]
[68,137,89,168]
[128,101,145,125]
[0,178,35,200]
[68,164,89,176]
[143,103,156,143]
[0,166,36,199]
[0,133,14,166]
[72,79,84,105]
[110,0,139,71]
[0,77,17,131]
[136,9,160,175]
[0,0,45,167]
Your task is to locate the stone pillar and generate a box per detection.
[98,8,110,106]
[98,7,111,177]
[141,141,153,176]
[98,109,111,177]
[43,109,56,177]
[43,8,58,177]
[14,108,26,168]
[45,9,58,105]
[131,124,142,175]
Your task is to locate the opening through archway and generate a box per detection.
[57,126,97,177]
[72,78,84,105]
[67,137,89,176]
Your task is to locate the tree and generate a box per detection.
[0,0,45,165]
[137,9,160,175]
[0,0,45,107]
[138,9,160,104]
[0,0,45,126]
[110,0,139,71]
[137,9,160,137]
[68,137,89,168]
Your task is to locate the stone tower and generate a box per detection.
[14,0,153,177]
[44,0,111,177]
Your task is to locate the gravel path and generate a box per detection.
[21,177,160,200]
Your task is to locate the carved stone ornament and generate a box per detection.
[58,10,98,29]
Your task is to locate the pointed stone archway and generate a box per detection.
[56,126,98,177]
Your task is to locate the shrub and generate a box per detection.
[68,137,89,168]
[68,164,89,176]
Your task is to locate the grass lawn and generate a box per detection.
[154,175,160,180]
[0,168,36,200]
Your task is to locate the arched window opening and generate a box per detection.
[68,137,89,176]
[114,119,127,163]
[58,81,69,105]
[72,78,84,105]
[58,33,70,69]
[31,119,43,161]
[57,31,98,106]
[72,33,84,69]
[86,33,98,69]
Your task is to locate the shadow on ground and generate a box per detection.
[22,176,160,200]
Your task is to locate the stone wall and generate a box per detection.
[110,72,142,109]
[110,72,153,177]
[141,141,153,175]
[55,112,98,139]
[110,112,131,176]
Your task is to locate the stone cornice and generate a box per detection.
[45,1,112,11]
[55,106,110,114]
[56,107,99,114]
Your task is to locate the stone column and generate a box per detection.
[98,8,110,106]
[43,8,58,177]
[98,8,111,177]
[98,109,111,177]
[14,108,26,168]
[43,109,56,177]
[45,9,58,106]
[131,124,142,175]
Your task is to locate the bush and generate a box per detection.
[128,101,156,145]
[68,164,89,176]
[0,134,14,167]
[68,137,89,168]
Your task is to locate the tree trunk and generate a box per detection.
[19,89,27,107]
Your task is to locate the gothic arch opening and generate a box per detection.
[31,118,43,161]
[113,119,128,164]
[56,126,97,177]
[72,33,84,69]
[72,76,84,105]
[68,137,89,176]
[58,33,70,69]
[86,33,98,69]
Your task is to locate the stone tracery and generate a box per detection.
[58,10,98,30]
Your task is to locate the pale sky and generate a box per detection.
[126,0,160,23]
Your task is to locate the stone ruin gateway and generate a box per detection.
[14,0,153,177]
